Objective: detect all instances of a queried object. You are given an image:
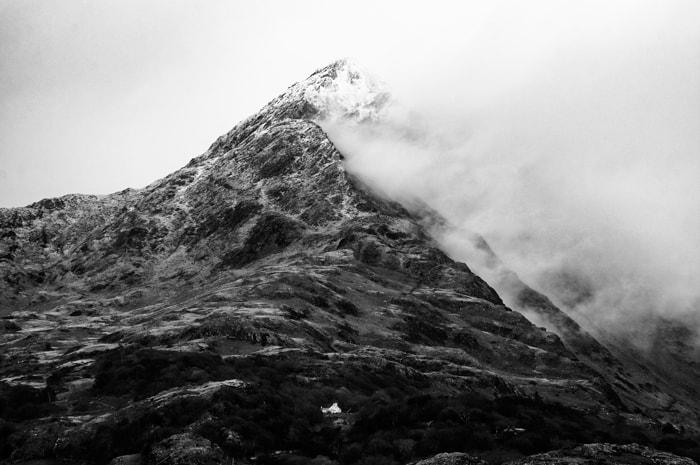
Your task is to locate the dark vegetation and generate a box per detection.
[267,182,301,212]
[258,147,301,179]
[0,382,59,421]
[3,350,699,464]
[113,225,150,251]
[220,213,303,268]
[179,316,285,346]
[187,200,261,240]
[0,382,63,458]
[92,348,232,399]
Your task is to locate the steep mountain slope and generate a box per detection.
[0,60,698,465]
[465,236,700,429]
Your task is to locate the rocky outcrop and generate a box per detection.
[506,443,697,465]
[415,452,489,465]
[146,433,225,465]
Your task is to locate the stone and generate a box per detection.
[146,433,225,465]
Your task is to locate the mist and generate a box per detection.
[320,1,700,340]
[2,0,698,340]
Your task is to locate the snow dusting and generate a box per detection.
[304,58,389,122]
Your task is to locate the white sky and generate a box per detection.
[1,0,698,207]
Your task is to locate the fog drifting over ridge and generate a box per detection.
[320,4,700,339]
[3,1,698,340]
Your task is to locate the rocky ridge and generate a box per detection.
[505,443,697,465]
[0,60,698,464]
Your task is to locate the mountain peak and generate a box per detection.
[257,58,389,124]
[307,57,357,77]
[203,59,389,163]
[303,58,389,122]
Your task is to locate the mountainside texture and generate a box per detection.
[0,60,698,465]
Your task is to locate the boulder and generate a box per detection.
[146,433,225,465]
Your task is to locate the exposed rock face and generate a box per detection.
[505,443,697,465]
[0,59,698,465]
[146,433,225,465]
[468,236,700,424]
[415,452,489,465]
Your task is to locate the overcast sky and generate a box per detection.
[1,0,698,207]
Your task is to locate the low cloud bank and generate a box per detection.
[320,2,700,340]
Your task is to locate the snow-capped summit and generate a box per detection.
[302,58,390,122]
[260,58,390,124]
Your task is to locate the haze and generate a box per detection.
[318,1,700,338]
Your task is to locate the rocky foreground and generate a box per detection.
[417,443,696,465]
[0,60,698,464]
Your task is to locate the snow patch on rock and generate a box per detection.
[304,58,389,122]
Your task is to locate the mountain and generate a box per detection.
[0,59,698,465]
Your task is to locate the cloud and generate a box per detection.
[320,0,700,339]
[1,0,698,340]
